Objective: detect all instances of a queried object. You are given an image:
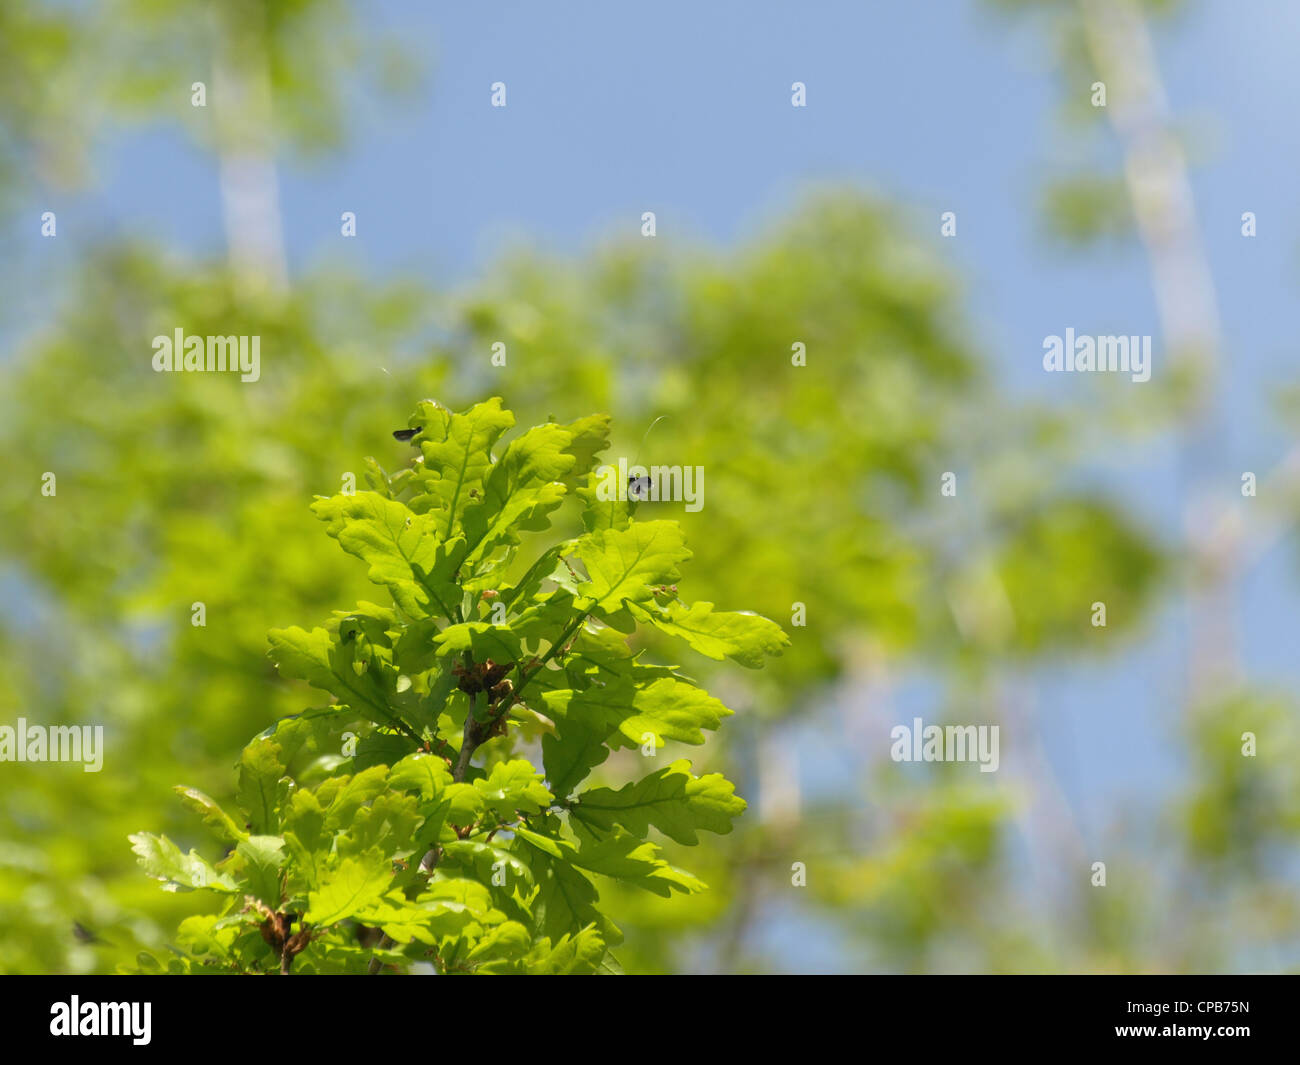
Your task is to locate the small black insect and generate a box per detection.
[393,426,423,442]
[628,473,652,501]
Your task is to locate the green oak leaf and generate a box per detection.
[267,625,409,734]
[626,599,790,668]
[461,422,579,563]
[311,491,467,621]
[567,824,707,897]
[576,468,637,533]
[236,738,289,834]
[542,716,610,801]
[472,759,553,819]
[412,398,515,536]
[523,845,620,947]
[387,752,453,800]
[129,832,238,893]
[524,925,607,974]
[568,521,691,616]
[307,849,392,926]
[542,674,731,750]
[173,786,248,844]
[570,759,746,845]
[234,835,287,907]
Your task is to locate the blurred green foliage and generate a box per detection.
[1,0,1294,976]
[0,196,1179,974]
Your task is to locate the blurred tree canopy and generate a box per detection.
[1,0,1294,975]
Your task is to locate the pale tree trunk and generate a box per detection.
[1079,0,1239,698]
[210,3,288,300]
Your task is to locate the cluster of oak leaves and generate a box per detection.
[130,398,787,974]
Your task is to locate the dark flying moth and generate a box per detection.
[393,426,423,442]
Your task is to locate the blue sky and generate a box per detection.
[22,0,1300,957]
